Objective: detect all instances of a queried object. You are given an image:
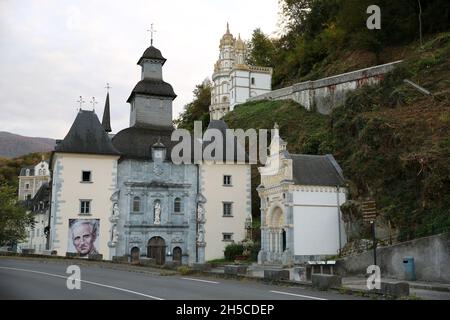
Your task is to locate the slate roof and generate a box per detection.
[127,79,177,103]
[55,110,120,156]
[32,182,50,206]
[112,125,176,160]
[102,92,112,133]
[19,166,34,176]
[112,120,249,163]
[137,45,167,65]
[290,154,345,187]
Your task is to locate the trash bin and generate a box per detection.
[403,256,416,281]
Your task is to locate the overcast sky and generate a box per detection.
[0,0,280,139]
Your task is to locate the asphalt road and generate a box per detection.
[0,258,367,300]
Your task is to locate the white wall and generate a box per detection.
[292,187,346,256]
[51,153,119,259]
[201,163,251,261]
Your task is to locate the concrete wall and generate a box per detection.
[248,61,402,114]
[337,233,450,283]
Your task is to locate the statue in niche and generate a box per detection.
[197,205,205,222]
[112,203,120,218]
[154,201,161,225]
[197,230,205,243]
[111,224,119,243]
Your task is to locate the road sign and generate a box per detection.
[362,200,377,223]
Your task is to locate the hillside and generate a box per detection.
[0,132,55,158]
[224,32,450,241]
[0,152,51,189]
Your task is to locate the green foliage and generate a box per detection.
[224,243,244,261]
[174,82,211,131]
[177,266,194,275]
[225,33,450,242]
[246,28,276,67]
[247,0,450,88]
[0,183,34,246]
[0,152,50,188]
[249,242,261,262]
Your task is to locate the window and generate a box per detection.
[26,169,30,176]
[39,169,43,175]
[174,198,182,213]
[81,171,91,182]
[251,77,255,85]
[223,202,233,217]
[222,233,234,242]
[223,175,232,186]
[25,183,29,189]
[80,200,91,214]
[133,197,141,212]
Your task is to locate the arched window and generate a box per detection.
[39,169,43,175]
[133,197,141,212]
[174,198,182,213]
[26,169,30,176]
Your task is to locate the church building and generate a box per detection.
[257,125,347,266]
[209,24,272,120]
[48,38,252,265]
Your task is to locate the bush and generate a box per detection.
[224,243,244,261]
[177,266,194,275]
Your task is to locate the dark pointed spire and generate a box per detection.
[102,92,112,133]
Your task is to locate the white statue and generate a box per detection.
[112,225,119,243]
[197,205,205,221]
[197,230,204,243]
[154,202,161,225]
[113,203,120,218]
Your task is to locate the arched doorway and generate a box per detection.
[269,207,285,254]
[173,247,182,265]
[131,247,140,265]
[147,237,166,265]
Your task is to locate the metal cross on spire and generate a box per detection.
[147,23,157,46]
[76,96,86,111]
[90,97,98,111]
[105,83,111,93]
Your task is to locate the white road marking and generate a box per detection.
[181,277,220,284]
[270,290,328,300]
[0,266,164,300]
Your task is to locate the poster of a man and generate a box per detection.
[68,219,100,257]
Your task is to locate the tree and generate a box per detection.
[0,183,34,246]
[246,28,276,67]
[174,81,211,132]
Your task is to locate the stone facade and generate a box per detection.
[258,125,347,266]
[113,158,200,265]
[249,61,402,114]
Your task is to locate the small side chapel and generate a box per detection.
[257,125,347,266]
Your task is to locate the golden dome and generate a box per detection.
[235,34,245,51]
[220,22,235,48]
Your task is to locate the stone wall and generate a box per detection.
[336,233,450,283]
[248,61,402,114]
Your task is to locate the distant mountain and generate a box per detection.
[0,132,55,158]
